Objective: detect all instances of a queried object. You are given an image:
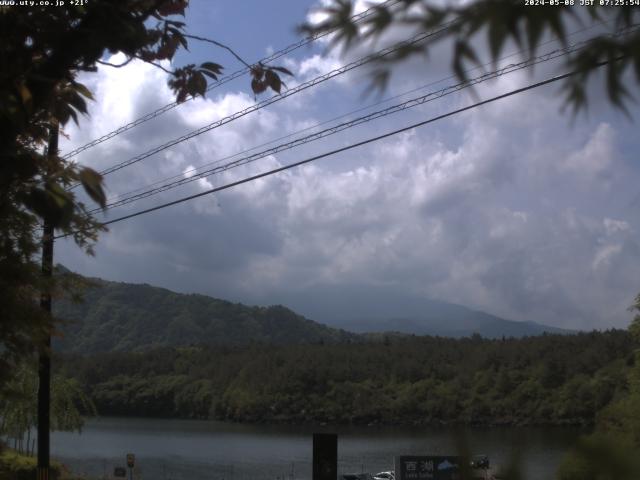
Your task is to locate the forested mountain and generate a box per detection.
[55,329,634,426]
[52,271,570,353]
[52,277,356,353]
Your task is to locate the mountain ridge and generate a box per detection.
[52,275,357,354]
[275,284,572,338]
[52,270,572,353]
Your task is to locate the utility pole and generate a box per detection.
[37,121,58,480]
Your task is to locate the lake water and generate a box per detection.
[51,417,585,480]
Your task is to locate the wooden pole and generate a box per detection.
[37,121,58,480]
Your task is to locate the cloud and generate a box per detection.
[55,14,640,333]
[592,244,622,271]
[561,122,616,185]
[604,217,630,236]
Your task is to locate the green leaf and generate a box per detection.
[178,34,188,50]
[606,60,631,116]
[47,182,71,209]
[73,82,94,101]
[363,5,392,38]
[22,187,49,219]
[525,15,544,57]
[270,66,294,76]
[453,41,479,83]
[488,20,507,61]
[546,12,566,46]
[79,168,106,208]
[265,70,281,94]
[364,69,390,97]
[65,105,79,126]
[251,65,265,81]
[561,80,587,116]
[251,78,267,95]
[66,91,88,116]
[200,69,218,81]
[193,71,207,96]
[200,62,223,75]
[157,0,187,17]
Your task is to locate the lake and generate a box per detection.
[51,417,586,480]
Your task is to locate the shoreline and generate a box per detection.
[79,413,595,430]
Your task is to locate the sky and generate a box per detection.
[56,0,640,331]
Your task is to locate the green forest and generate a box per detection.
[52,276,358,353]
[56,330,635,427]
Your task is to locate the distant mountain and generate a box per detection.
[52,271,571,354]
[52,276,357,354]
[274,284,572,338]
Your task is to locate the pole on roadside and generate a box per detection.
[37,121,58,480]
[313,433,337,480]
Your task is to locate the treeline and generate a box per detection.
[55,330,635,426]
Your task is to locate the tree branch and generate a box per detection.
[96,57,134,68]
[133,55,175,74]
[184,34,251,68]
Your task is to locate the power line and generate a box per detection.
[56,63,608,240]
[89,36,592,215]
[91,25,455,179]
[89,25,637,216]
[60,0,401,160]
[100,20,609,209]
[74,17,625,189]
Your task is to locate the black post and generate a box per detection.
[313,433,337,480]
[37,122,58,480]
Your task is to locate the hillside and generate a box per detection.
[52,277,357,354]
[52,270,572,354]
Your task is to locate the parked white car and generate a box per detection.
[373,471,394,480]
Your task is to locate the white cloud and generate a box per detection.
[298,54,344,79]
[183,165,197,178]
[55,15,640,333]
[562,122,616,180]
[604,217,630,236]
[592,244,622,270]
